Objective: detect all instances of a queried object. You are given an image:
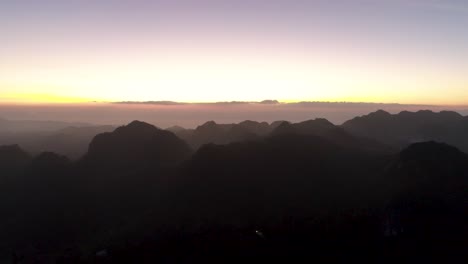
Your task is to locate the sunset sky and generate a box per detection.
[1,0,467,105]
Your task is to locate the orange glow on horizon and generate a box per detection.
[1,92,467,107]
[0,93,97,105]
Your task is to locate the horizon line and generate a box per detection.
[1,97,468,108]
[0,99,458,107]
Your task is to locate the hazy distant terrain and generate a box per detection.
[0,118,115,159]
[1,101,467,128]
[1,109,468,159]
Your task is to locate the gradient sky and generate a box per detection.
[1,0,467,104]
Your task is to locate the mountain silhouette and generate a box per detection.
[172,120,271,149]
[0,144,31,180]
[0,115,466,263]
[82,120,191,170]
[272,118,340,137]
[272,118,391,153]
[237,120,271,135]
[342,110,468,153]
[171,118,392,154]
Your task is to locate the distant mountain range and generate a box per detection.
[1,110,467,161]
[167,110,468,154]
[342,110,468,152]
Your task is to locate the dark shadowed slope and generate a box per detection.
[387,141,468,206]
[383,142,468,262]
[175,131,387,229]
[0,151,74,258]
[342,110,468,152]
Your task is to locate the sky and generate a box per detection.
[1,0,467,105]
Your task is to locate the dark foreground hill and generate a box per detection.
[0,119,466,263]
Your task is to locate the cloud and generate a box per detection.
[113,101,187,105]
[112,100,280,106]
